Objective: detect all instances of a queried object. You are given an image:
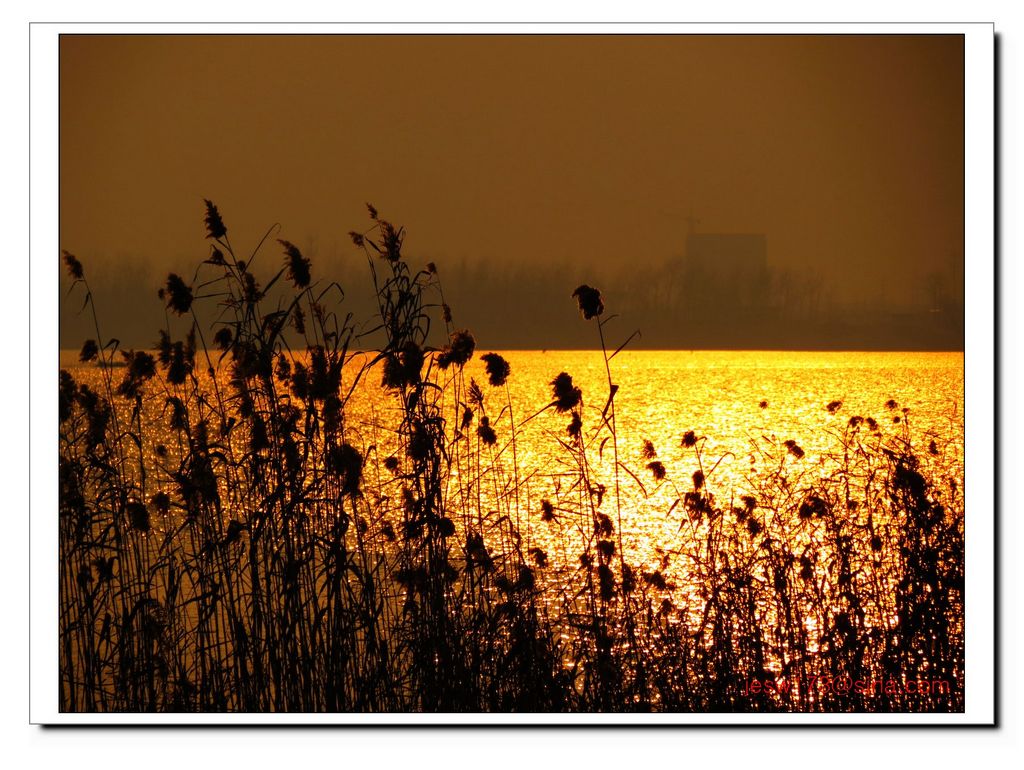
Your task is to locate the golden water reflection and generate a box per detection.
[61,348,964,606]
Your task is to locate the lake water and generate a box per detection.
[60,348,965,596]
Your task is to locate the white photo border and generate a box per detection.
[29,21,996,726]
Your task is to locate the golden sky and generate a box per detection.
[59,34,964,349]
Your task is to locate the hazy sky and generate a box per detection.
[59,34,964,349]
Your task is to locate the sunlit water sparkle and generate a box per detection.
[61,348,963,607]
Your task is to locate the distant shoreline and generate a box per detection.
[57,347,967,356]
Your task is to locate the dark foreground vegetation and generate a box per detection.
[58,203,964,713]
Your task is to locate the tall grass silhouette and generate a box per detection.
[58,203,964,713]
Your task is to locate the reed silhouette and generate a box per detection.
[57,203,964,713]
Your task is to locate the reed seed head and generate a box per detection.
[481,352,511,387]
[279,239,312,289]
[468,379,485,408]
[437,329,476,369]
[567,412,582,438]
[540,499,557,523]
[799,495,827,519]
[477,415,497,446]
[644,570,668,590]
[59,370,76,423]
[62,250,84,281]
[203,199,227,240]
[213,327,233,351]
[164,273,193,315]
[550,372,582,412]
[647,461,666,481]
[572,284,604,320]
[126,501,150,533]
[79,339,99,363]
